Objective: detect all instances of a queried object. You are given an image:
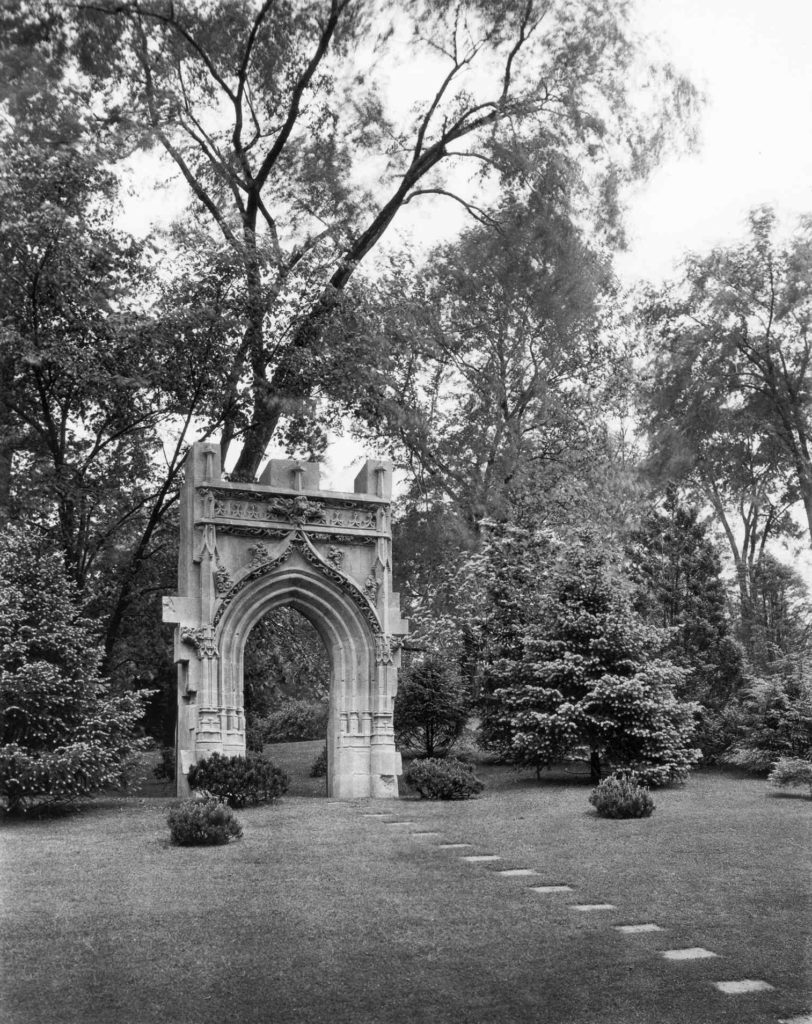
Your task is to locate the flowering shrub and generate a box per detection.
[767,756,812,797]
[404,757,484,800]
[589,774,655,818]
[187,752,288,808]
[0,527,149,814]
[167,798,243,846]
[478,537,701,785]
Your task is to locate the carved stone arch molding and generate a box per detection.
[163,442,409,799]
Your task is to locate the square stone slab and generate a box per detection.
[529,885,573,894]
[362,813,386,817]
[615,924,664,934]
[496,869,538,877]
[410,831,441,837]
[660,948,718,961]
[438,843,472,849]
[460,855,501,862]
[714,980,774,994]
[570,903,616,912]
[384,820,415,825]
[778,1015,812,1023]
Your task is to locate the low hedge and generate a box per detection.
[187,752,289,808]
[404,757,484,800]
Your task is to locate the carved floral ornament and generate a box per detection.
[180,625,218,659]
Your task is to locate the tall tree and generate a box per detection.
[59,0,697,475]
[0,19,233,665]
[342,196,631,529]
[628,490,746,708]
[642,208,812,551]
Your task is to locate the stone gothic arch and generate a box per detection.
[163,442,408,799]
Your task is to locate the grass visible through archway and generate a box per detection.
[1,766,809,1024]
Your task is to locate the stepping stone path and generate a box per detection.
[714,980,774,994]
[778,1015,812,1023]
[356,807,788,1013]
[660,948,718,961]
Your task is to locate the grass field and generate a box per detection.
[1,750,809,1024]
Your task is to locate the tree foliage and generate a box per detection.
[394,656,470,757]
[54,0,698,476]
[641,208,812,597]
[0,527,149,814]
[342,197,630,530]
[628,490,746,707]
[476,528,701,784]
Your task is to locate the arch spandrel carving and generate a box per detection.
[163,442,408,799]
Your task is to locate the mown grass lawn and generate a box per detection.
[1,757,809,1024]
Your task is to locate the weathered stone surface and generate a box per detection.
[714,980,774,994]
[660,947,717,960]
[569,903,616,912]
[165,441,408,799]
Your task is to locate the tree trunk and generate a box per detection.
[590,749,602,785]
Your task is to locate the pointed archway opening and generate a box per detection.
[244,606,330,797]
[163,442,409,799]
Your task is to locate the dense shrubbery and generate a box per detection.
[0,528,149,814]
[260,699,328,742]
[720,678,812,773]
[404,757,484,800]
[167,798,243,845]
[309,743,328,778]
[767,756,812,796]
[394,657,470,757]
[187,752,288,808]
[589,774,655,818]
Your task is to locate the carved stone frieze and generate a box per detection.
[326,545,344,569]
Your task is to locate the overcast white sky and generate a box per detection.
[615,0,812,285]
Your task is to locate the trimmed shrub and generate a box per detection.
[262,699,328,742]
[167,798,242,846]
[589,774,655,819]
[187,753,289,808]
[767,756,812,797]
[309,743,328,778]
[404,757,484,800]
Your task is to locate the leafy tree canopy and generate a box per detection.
[8,0,700,476]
